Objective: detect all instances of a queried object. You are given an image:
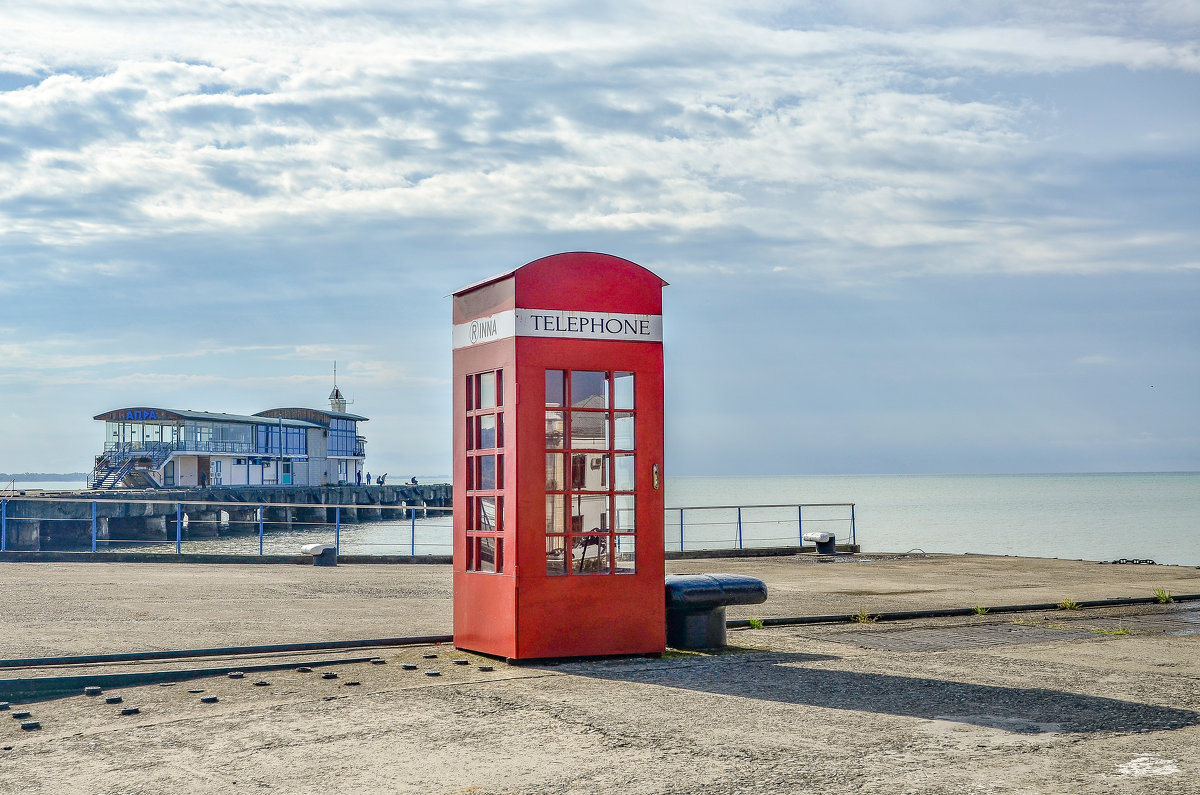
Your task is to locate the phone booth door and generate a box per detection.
[521,350,666,659]
[453,252,667,660]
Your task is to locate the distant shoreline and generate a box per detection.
[0,473,89,481]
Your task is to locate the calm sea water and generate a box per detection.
[6,473,1198,566]
[668,473,1200,566]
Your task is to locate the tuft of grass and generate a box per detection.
[1091,627,1130,636]
[1154,587,1173,604]
[747,616,765,630]
[971,605,990,615]
[853,610,877,624]
[1058,597,1081,610]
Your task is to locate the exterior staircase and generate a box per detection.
[89,458,135,489]
[88,443,174,489]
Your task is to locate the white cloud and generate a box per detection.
[1,0,1194,282]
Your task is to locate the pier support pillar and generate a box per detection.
[265,506,293,528]
[142,516,168,540]
[186,512,220,538]
[227,508,258,533]
[295,506,326,524]
[12,520,40,551]
[328,502,357,523]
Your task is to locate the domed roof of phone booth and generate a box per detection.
[452,252,668,315]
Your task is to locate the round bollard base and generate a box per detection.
[666,607,728,650]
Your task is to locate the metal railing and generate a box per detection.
[0,496,453,557]
[0,497,856,557]
[668,502,855,551]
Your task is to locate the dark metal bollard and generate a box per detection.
[665,574,768,650]
[301,543,337,566]
[803,531,837,555]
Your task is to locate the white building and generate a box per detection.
[90,388,367,488]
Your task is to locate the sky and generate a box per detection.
[1,1,1198,478]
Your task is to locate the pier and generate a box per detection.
[0,484,451,551]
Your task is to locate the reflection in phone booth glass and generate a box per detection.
[452,252,666,660]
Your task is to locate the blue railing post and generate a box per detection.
[1,499,6,552]
[850,503,856,546]
[91,501,98,552]
[798,505,803,545]
[335,506,341,555]
[679,508,685,552]
[258,504,264,556]
[737,506,743,549]
[410,507,416,556]
[176,504,182,553]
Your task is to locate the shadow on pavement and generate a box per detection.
[558,651,1200,735]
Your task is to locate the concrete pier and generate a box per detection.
[186,512,220,538]
[1,483,451,552]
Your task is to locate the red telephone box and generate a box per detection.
[451,252,667,660]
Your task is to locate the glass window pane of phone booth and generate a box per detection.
[570,370,608,409]
[465,368,504,574]
[613,372,635,410]
[543,369,641,578]
[615,535,636,573]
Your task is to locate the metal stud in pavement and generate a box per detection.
[106,696,123,704]
[120,707,140,716]
[200,696,219,704]
[453,659,469,665]
[297,666,313,673]
[478,666,494,672]
[423,653,438,659]
[424,670,441,677]
[322,672,338,679]
[11,711,31,720]
[253,681,270,687]
[401,664,417,670]
[188,689,204,694]
[84,686,102,696]
[344,681,361,686]
[0,702,8,710]
[370,658,386,665]
[228,671,245,679]
[20,721,40,731]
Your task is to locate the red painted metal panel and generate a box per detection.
[514,252,666,314]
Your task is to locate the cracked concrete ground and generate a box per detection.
[1,554,1198,793]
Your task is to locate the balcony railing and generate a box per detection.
[103,440,297,456]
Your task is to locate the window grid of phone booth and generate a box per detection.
[465,369,505,573]
[544,369,636,575]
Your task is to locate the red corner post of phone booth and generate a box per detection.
[451,252,667,660]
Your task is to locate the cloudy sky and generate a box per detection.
[1,1,1197,478]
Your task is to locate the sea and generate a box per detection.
[5,472,1198,566]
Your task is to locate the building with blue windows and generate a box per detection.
[90,388,367,489]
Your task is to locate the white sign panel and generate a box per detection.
[452,310,517,349]
[453,309,662,349]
